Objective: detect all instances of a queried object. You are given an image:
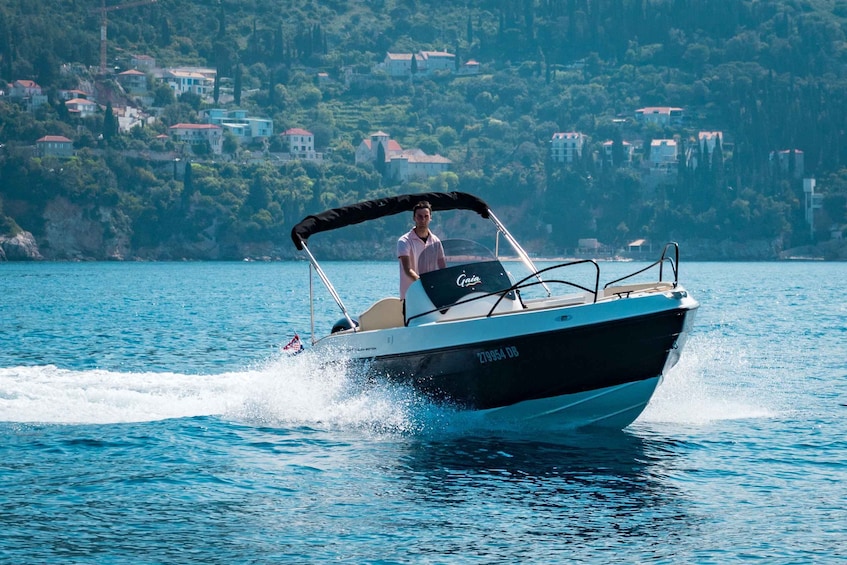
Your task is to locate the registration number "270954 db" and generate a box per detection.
[476,345,520,364]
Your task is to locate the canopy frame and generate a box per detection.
[291,192,548,342]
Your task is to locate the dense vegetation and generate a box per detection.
[2,0,847,259]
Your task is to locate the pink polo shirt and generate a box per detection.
[397,228,444,298]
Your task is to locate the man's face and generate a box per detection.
[414,208,431,229]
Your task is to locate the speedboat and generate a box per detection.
[291,191,698,430]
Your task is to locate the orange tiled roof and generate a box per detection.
[37,135,72,143]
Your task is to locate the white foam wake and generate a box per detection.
[0,351,424,430]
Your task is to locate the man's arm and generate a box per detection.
[399,255,419,281]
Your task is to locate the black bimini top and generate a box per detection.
[291,191,490,250]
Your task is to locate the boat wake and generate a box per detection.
[0,333,775,431]
[0,350,441,432]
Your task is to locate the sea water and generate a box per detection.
[1,260,845,563]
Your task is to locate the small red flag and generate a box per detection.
[282,334,303,354]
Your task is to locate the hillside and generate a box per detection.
[1,0,846,260]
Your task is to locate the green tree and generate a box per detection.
[153,84,175,107]
[103,102,118,144]
[222,131,239,156]
[234,64,242,105]
[376,141,386,177]
[183,161,193,195]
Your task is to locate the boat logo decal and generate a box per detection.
[456,271,482,288]
[477,345,519,364]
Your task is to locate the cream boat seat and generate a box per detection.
[358,297,405,331]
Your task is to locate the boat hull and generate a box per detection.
[479,376,663,430]
[315,287,698,429]
[368,308,688,409]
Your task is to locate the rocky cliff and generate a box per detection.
[40,197,132,260]
[0,231,43,260]
[0,196,296,261]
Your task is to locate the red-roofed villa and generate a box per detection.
[36,135,74,158]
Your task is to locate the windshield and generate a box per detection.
[419,238,496,268]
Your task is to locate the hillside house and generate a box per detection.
[383,53,414,77]
[36,135,74,158]
[458,60,481,75]
[385,151,451,182]
[601,140,634,168]
[10,79,41,98]
[698,131,723,153]
[131,54,156,70]
[356,132,451,182]
[280,128,320,160]
[770,149,805,179]
[382,50,456,78]
[550,132,586,164]
[65,98,98,118]
[648,139,679,176]
[635,107,684,127]
[356,132,402,164]
[118,69,148,94]
[57,89,90,101]
[9,79,48,111]
[114,106,148,132]
[419,51,455,73]
[169,123,223,154]
[202,109,273,143]
[686,131,724,170]
[161,69,214,98]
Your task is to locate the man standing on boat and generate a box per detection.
[397,200,447,299]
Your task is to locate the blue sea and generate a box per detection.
[1,260,845,563]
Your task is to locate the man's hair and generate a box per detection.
[413,200,432,214]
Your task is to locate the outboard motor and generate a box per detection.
[331,317,359,333]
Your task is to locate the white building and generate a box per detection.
[686,131,724,170]
[383,53,415,77]
[648,139,678,176]
[803,178,823,238]
[635,107,684,126]
[169,123,223,154]
[10,79,42,98]
[57,89,90,101]
[770,149,805,179]
[386,151,452,182]
[202,109,273,143]
[355,132,402,164]
[458,59,481,75]
[65,98,99,118]
[118,69,148,94]
[162,69,214,98]
[9,79,48,111]
[550,132,586,164]
[131,54,156,70]
[698,131,723,153]
[419,50,455,73]
[601,140,634,167]
[36,135,74,159]
[356,131,451,182]
[280,128,319,160]
[382,50,456,78]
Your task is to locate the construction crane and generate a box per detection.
[92,0,158,74]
